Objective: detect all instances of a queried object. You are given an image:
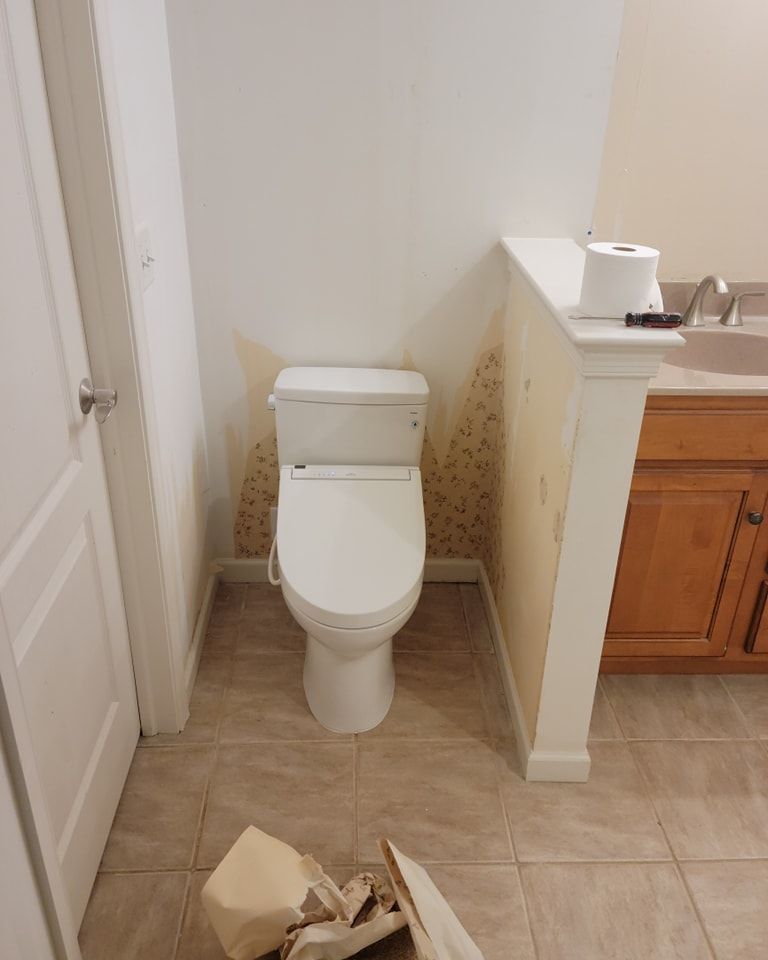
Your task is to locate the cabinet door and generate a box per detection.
[604,470,768,658]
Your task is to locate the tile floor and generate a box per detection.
[79,582,768,960]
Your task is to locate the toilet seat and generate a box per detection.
[276,464,425,630]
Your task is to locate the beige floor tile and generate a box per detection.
[394,584,470,652]
[633,739,768,859]
[219,653,348,742]
[201,621,238,659]
[140,659,231,747]
[521,862,710,960]
[474,653,514,739]
[357,740,511,863]
[589,679,623,740]
[424,864,535,960]
[362,653,488,740]
[459,584,493,652]
[79,871,188,960]
[602,674,750,740]
[237,582,305,653]
[721,675,768,738]
[197,742,354,868]
[209,583,246,625]
[176,870,228,960]
[683,860,768,960]
[101,746,213,871]
[498,740,670,862]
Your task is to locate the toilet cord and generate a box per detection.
[267,537,281,586]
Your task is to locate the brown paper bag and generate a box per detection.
[380,840,485,960]
[201,827,349,960]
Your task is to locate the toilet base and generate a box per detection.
[303,633,395,734]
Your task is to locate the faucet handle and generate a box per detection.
[719,291,765,327]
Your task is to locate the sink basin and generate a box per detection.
[664,329,768,376]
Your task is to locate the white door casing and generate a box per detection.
[0,0,139,939]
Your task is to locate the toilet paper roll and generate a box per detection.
[578,242,660,318]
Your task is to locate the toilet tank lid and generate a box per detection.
[274,367,429,405]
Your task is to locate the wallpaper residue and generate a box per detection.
[233,346,505,577]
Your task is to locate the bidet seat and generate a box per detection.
[276,464,425,630]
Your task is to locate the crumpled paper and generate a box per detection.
[201,827,404,960]
[201,827,485,960]
[281,872,406,960]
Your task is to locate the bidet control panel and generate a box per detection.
[290,465,413,481]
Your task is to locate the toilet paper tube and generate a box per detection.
[578,242,660,318]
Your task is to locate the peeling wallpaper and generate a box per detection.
[232,339,506,574]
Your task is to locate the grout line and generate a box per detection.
[514,865,542,960]
[458,582,476,652]
[171,870,193,960]
[352,736,359,867]
[625,740,719,959]
[595,675,627,742]
[717,674,758,739]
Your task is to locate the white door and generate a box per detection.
[0,0,139,934]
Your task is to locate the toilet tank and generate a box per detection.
[272,367,429,467]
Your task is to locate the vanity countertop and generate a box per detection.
[650,317,768,395]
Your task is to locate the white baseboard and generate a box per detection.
[216,557,268,582]
[424,558,480,582]
[183,569,219,700]
[476,562,590,782]
[525,749,591,782]
[475,563,532,768]
[216,556,480,584]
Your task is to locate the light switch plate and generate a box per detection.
[136,222,155,291]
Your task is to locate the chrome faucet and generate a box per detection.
[719,291,765,327]
[680,275,729,326]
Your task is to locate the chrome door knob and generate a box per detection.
[747,511,764,525]
[79,378,118,423]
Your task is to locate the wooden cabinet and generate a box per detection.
[602,396,768,673]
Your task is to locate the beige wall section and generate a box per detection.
[165,0,623,556]
[593,0,768,281]
[105,0,211,652]
[495,279,581,740]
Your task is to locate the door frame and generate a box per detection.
[34,0,188,737]
[1,1,190,956]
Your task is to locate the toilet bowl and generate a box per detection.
[269,367,429,733]
[276,463,425,733]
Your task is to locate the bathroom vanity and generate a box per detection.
[602,321,768,673]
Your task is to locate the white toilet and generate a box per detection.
[267,367,429,733]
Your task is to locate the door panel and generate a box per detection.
[0,0,139,931]
[605,470,765,658]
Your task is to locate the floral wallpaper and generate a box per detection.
[233,345,505,587]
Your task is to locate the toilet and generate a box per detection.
[267,367,429,733]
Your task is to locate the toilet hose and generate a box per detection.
[267,537,281,586]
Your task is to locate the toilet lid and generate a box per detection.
[277,465,425,630]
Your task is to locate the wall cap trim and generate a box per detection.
[500,237,682,379]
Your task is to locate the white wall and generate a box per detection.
[165,0,624,556]
[105,0,211,651]
[593,0,768,280]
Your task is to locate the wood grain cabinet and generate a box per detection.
[602,397,768,673]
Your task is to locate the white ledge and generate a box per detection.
[501,237,682,378]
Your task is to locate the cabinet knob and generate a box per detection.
[748,511,764,525]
